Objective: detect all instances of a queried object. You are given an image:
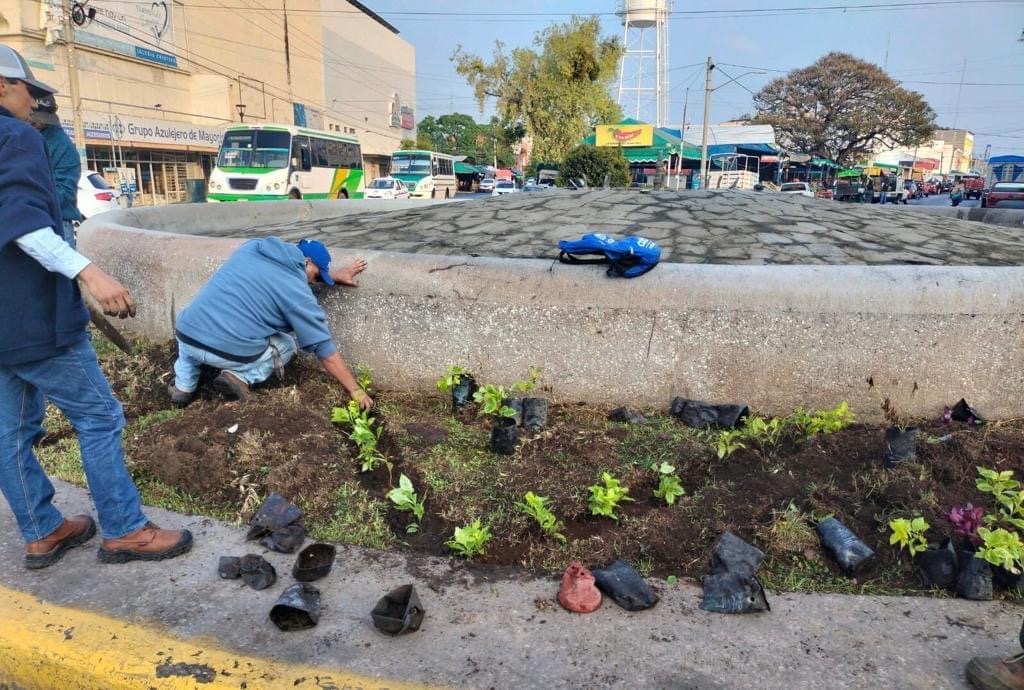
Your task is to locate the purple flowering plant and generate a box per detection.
[948,503,985,546]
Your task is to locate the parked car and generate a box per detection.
[364,176,409,200]
[77,171,120,219]
[523,183,546,193]
[779,181,814,198]
[981,181,1024,209]
[478,178,496,193]
[525,177,536,186]
[492,180,518,196]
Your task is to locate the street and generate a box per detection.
[908,194,981,208]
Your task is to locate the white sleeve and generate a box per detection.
[14,227,92,279]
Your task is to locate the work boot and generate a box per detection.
[967,652,1024,690]
[97,523,193,564]
[212,371,250,401]
[166,383,194,407]
[25,515,96,570]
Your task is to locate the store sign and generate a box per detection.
[61,111,225,149]
[43,0,178,68]
[595,124,654,148]
[400,106,414,130]
[390,94,401,128]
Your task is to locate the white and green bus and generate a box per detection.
[389,150,457,199]
[208,124,364,202]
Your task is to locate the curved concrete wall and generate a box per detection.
[79,204,1024,420]
[914,206,1024,228]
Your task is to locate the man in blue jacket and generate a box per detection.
[169,237,373,409]
[0,44,192,568]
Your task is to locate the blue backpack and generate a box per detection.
[558,233,662,278]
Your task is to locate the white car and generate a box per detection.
[478,178,496,193]
[491,180,518,196]
[779,181,814,198]
[77,171,120,219]
[364,176,409,199]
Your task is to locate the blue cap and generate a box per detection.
[297,239,335,285]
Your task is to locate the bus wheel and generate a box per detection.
[336,188,348,200]
[289,189,301,200]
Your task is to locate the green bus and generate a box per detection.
[389,149,457,199]
[208,124,364,201]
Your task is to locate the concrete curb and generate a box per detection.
[912,205,1024,228]
[78,203,1024,419]
[1,481,1021,689]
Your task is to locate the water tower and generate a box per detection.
[616,0,670,126]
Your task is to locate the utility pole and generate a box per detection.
[676,86,689,190]
[699,56,714,190]
[60,0,87,168]
[952,58,967,130]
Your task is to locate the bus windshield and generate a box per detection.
[218,130,292,169]
[391,153,432,175]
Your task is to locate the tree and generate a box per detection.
[752,52,936,165]
[399,138,417,150]
[453,16,623,164]
[413,113,517,168]
[559,145,630,188]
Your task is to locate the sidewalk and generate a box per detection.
[0,480,1020,689]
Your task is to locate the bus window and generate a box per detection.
[312,138,330,167]
[292,136,311,171]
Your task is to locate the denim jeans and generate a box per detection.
[173,333,298,393]
[0,337,148,543]
[879,191,888,204]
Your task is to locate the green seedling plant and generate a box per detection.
[741,415,787,447]
[436,365,467,394]
[473,384,517,419]
[976,527,1024,574]
[889,516,930,557]
[354,364,374,396]
[714,429,747,459]
[588,472,634,521]
[517,491,566,542]
[789,402,856,440]
[387,474,426,533]
[977,467,1024,530]
[652,462,685,505]
[446,519,491,558]
[331,402,391,476]
[510,366,541,394]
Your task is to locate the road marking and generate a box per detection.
[0,584,435,689]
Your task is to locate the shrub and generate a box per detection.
[559,144,631,188]
[588,472,634,521]
[977,527,1024,574]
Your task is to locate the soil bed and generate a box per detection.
[64,335,1024,596]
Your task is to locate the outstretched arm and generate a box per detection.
[319,351,373,409]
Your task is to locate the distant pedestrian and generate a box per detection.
[863,176,874,203]
[951,182,964,207]
[878,174,889,205]
[30,94,80,246]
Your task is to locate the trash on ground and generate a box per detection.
[591,559,659,611]
[957,550,993,601]
[710,531,765,580]
[371,584,425,635]
[951,398,985,425]
[558,561,602,613]
[700,572,770,614]
[247,493,306,554]
[608,407,647,425]
[883,427,918,468]
[270,583,321,631]
[293,543,336,582]
[218,556,241,580]
[816,517,877,575]
[239,554,277,590]
[670,397,749,429]
[522,398,549,431]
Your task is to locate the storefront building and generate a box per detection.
[3,0,416,204]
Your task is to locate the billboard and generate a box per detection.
[595,124,654,148]
[61,110,224,150]
[43,0,178,68]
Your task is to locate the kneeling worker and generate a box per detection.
[168,237,373,409]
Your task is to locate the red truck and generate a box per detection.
[952,173,985,200]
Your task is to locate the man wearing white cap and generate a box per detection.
[0,44,193,568]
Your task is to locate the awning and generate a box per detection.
[870,161,899,171]
[837,168,862,178]
[455,161,480,175]
[810,157,840,169]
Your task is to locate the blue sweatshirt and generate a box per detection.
[175,238,337,361]
[0,107,89,365]
[41,124,82,223]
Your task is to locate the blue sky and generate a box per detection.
[369,0,1024,155]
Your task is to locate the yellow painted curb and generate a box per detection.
[0,584,436,689]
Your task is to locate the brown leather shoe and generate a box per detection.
[25,515,96,570]
[212,371,250,401]
[967,652,1024,690]
[97,523,193,564]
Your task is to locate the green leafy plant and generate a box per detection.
[446,519,491,558]
[976,467,1024,531]
[331,402,391,476]
[436,365,467,394]
[652,462,685,505]
[387,474,426,533]
[714,429,747,459]
[517,491,566,542]
[473,383,517,419]
[511,366,541,394]
[976,527,1024,575]
[789,402,856,440]
[741,415,787,447]
[330,400,363,426]
[888,516,930,556]
[588,472,634,521]
[354,364,374,396]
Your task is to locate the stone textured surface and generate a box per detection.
[172,190,1024,266]
[1,480,1020,690]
